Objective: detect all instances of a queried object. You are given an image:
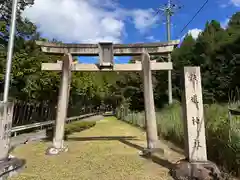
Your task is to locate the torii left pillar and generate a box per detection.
[46,53,72,155]
[141,52,161,156]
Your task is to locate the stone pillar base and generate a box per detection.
[45,146,69,156]
[170,159,224,180]
[139,148,164,158]
[0,155,26,179]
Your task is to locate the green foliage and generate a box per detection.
[0,0,37,50]
[0,2,239,110]
[65,121,96,136]
[0,1,120,108]
[46,121,96,140]
[113,12,240,109]
[171,13,240,104]
[117,103,240,176]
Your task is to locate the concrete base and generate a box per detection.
[170,159,224,180]
[45,146,69,156]
[139,148,164,158]
[0,155,26,180]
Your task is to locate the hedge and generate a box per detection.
[46,120,96,140]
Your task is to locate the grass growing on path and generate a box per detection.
[9,117,181,180]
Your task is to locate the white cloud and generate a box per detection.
[22,0,123,43]
[145,36,154,41]
[188,29,202,39]
[22,0,157,43]
[131,9,158,33]
[219,0,240,8]
[221,18,230,29]
[230,0,240,6]
[145,36,161,42]
[219,4,228,8]
[181,28,202,40]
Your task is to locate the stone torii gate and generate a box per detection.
[36,40,179,155]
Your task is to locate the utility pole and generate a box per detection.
[166,0,172,104]
[3,0,19,103]
[155,0,182,104]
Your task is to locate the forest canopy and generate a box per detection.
[0,0,239,111]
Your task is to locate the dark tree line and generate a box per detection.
[112,12,240,111]
[0,0,239,112]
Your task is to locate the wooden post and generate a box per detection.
[0,102,14,161]
[51,54,72,152]
[142,52,158,151]
[182,67,207,162]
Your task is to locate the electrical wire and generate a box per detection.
[176,0,209,38]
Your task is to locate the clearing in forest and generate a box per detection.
[9,117,184,180]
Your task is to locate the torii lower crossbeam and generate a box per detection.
[42,62,173,71]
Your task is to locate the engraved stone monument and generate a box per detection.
[170,67,223,180]
[0,102,26,179]
[0,102,14,161]
[182,67,207,162]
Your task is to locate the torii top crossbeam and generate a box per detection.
[36,40,180,72]
[36,40,179,56]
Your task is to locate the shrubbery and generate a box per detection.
[46,120,96,140]
[116,102,240,177]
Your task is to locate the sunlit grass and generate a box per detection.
[9,117,176,180]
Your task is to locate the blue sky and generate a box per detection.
[121,0,239,41]
[23,0,240,64]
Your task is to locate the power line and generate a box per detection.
[176,0,209,38]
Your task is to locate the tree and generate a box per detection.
[0,0,36,49]
[171,34,196,100]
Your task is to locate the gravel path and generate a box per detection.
[9,116,184,180]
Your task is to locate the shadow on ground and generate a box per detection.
[119,139,175,170]
[67,136,138,141]
[169,146,184,155]
[68,135,175,171]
